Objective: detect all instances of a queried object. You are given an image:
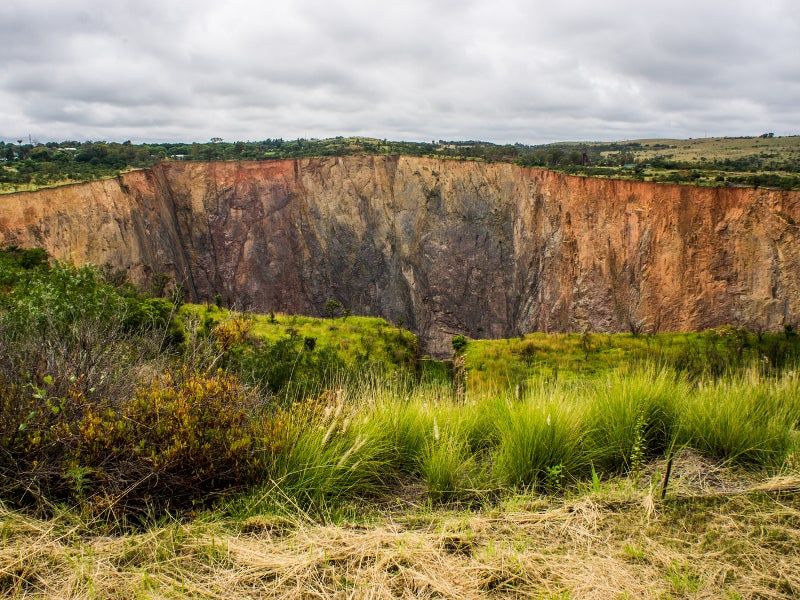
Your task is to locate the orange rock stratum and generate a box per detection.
[1,157,798,354]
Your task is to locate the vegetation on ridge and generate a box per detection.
[1,247,798,524]
[2,133,799,193]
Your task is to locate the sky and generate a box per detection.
[1,0,798,145]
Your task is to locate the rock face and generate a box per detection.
[1,156,799,355]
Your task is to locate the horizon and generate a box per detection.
[3,133,799,147]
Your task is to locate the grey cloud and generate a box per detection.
[1,0,798,143]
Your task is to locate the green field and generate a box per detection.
[463,328,800,392]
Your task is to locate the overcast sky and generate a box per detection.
[1,0,798,144]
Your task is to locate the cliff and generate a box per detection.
[1,157,799,355]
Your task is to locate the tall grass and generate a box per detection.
[420,429,479,501]
[492,385,587,489]
[678,368,799,465]
[584,368,685,472]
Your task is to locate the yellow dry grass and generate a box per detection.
[2,471,799,599]
[619,135,800,163]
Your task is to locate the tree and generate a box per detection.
[325,299,343,318]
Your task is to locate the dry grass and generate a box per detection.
[2,467,799,599]
[627,136,800,163]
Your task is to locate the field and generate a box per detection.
[1,250,800,598]
[463,329,800,391]
[613,135,800,163]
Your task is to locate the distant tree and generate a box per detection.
[451,335,468,354]
[325,299,343,318]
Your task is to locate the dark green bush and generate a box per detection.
[452,335,468,354]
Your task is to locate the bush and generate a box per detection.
[0,257,184,402]
[225,333,347,394]
[452,335,468,354]
[0,368,270,516]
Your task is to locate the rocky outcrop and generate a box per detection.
[1,157,798,355]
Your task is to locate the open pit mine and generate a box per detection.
[1,156,798,355]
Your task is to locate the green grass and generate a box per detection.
[181,303,419,376]
[585,368,685,472]
[493,389,587,489]
[463,329,800,392]
[677,369,800,465]
[224,364,798,520]
[420,430,479,501]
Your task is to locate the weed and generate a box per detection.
[666,560,702,594]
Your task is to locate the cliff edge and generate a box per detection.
[1,156,798,355]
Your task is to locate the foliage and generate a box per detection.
[184,304,419,395]
[226,333,348,395]
[0,367,270,516]
[451,334,468,354]
[2,248,799,522]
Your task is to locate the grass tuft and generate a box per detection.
[585,367,684,472]
[493,386,587,489]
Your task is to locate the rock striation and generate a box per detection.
[1,156,799,355]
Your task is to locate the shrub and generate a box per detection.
[451,335,468,354]
[226,333,347,394]
[0,368,270,517]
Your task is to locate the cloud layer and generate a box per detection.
[1,0,798,143]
